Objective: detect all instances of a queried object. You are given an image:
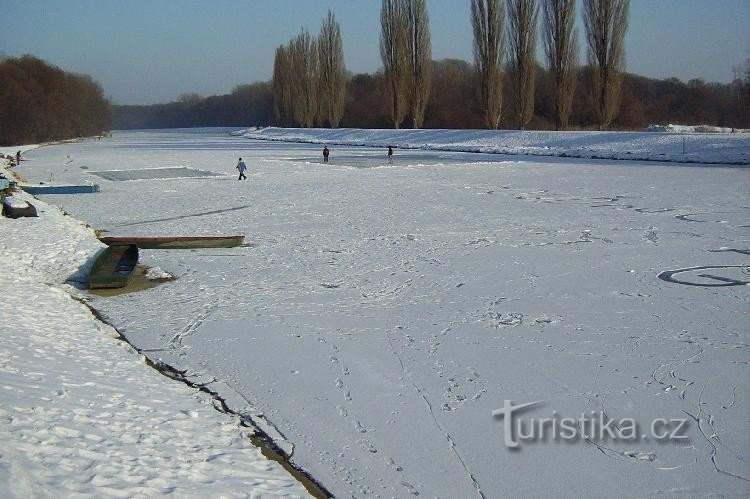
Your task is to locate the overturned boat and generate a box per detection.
[2,196,38,218]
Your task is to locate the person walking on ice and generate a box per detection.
[387,146,394,164]
[236,157,247,180]
[322,146,329,163]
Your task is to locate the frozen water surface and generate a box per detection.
[89,166,222,181]
[18,129,749,497]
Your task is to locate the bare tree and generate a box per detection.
[542,0,577,130]
[318,10,347,128]
[507,0,539,129]
[380,0,408,128]
[272,45,293,126]
[583,0,629,130]
[289,29,319,127]
[471,0,505,129]
[404,0,432,128]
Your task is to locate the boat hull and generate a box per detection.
[89,244,139,289]
[99,235,244,249]
[21,184,100,194]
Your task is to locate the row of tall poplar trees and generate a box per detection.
[272,11,347,128]
[380,0,432,129]
[272,0,629,131]
[470,0,628,131]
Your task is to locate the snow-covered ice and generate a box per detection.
[0,151,311,497]
[6,128,750,497]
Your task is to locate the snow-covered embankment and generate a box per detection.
[236,127,750,165]
[0,155,310,497]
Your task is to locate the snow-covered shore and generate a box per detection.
[235,126,750,165]
[0,154,310,497]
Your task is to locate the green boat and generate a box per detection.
[98,235,244,249]
[89,244,139,289]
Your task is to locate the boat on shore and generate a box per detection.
[88,244,139,289]
[2,196,38,218]
[21,183,100,194]
[99,235,244,249]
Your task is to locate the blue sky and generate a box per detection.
[1,0,748,105]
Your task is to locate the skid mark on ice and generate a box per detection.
[643,227,659,244]
[657,265,750,287]
[708,248,750,256]
[415,387,485,497]
[721,385,738,410]
[674,211,744,224]
[318,335,420,496]
[683,385,750,483]
[112,204,253,227]
[384,327,484,497]
[166,304,217,353]
[582,372,662,465]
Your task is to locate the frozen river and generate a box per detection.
[18,129,749,497]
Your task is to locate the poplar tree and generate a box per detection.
[471,0,505,129]
[272,45,293,126]
[583,0,629,130]
[542,0,578,130]
[318,10,347,128]
[289,29,318,127]
[404,0,432,128]
[507,0,539,129]
[380,0,408,128]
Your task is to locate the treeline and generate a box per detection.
[347,62,750,129]
[113,83,273,130]
[0,55,111,146]
[113,0,748,131]
[112,62,749,131]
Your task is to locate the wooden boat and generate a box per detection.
[98,235,245,249]
[21,183,100,194]
[2,196,38,218]
[88,244,139,289]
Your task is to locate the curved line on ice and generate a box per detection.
[111,204,253,227]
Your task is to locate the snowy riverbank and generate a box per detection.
[235,126,750,165]
[0,154,310,497]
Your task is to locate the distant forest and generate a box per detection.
[0,56,111,146]
[114,61,749,131]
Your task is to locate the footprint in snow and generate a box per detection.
[357,438,378,453]
[354,420,369,433]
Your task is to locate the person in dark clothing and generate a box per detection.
[387,146,394,164]
[236,157,247,180]
[323,146,330,163]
